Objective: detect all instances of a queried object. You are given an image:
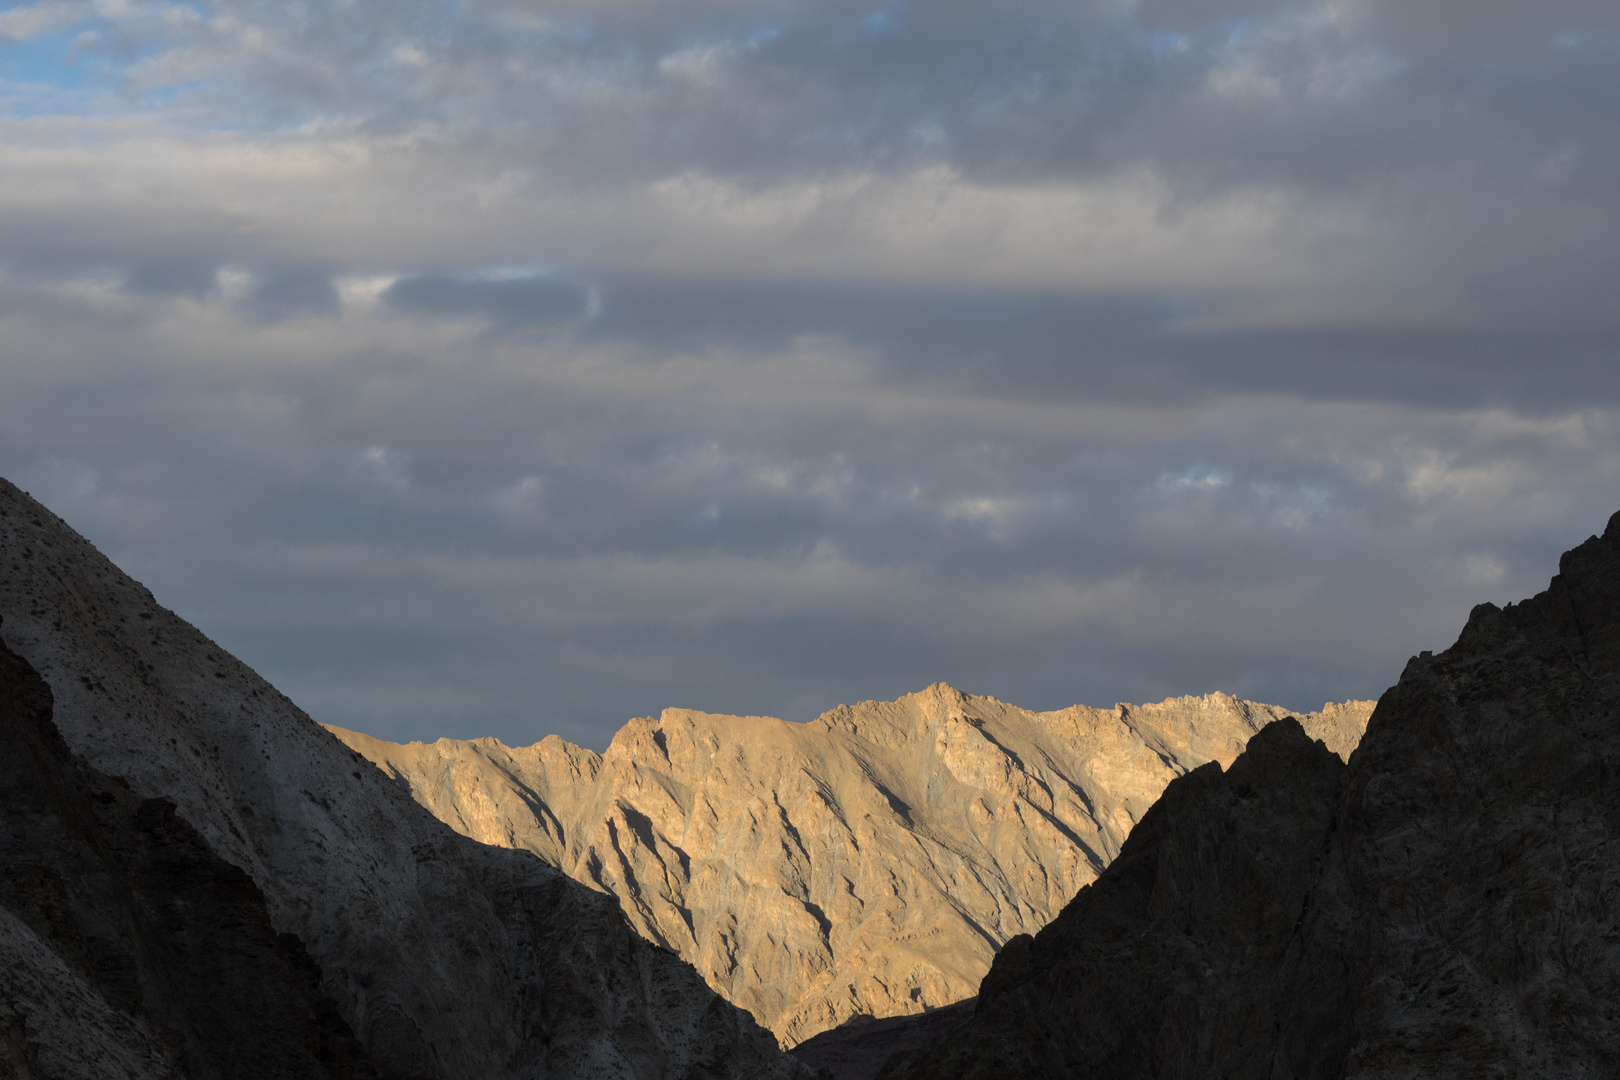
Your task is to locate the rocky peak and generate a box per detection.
[333,684,1374,1046]
[879,512,1620,1079]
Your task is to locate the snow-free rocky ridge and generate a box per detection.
[877,514,1620,1078]
[0,478,809,1080]
[333,688,1371,1045]
[0,631,376,1080]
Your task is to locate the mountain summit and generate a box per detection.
[334,687,1371,1044]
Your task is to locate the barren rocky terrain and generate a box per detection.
[333,688,1371,1044]
[876,513,1620,1079]
[0,632,375,1080]
[0,478,808,1080]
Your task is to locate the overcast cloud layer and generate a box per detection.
[1,0,1617,748]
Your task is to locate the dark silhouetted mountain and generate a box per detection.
[879,514,1620,1078]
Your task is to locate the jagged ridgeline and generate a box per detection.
[334,691,1372,1046]
[0,478,808,1080]
[873,513,1620,1079]
[0,473,1377,1077]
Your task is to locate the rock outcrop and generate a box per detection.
[879,513,1620,1079]
[332,688,1371,1045]
[0,630,375,1080]
[0,478,808,1080]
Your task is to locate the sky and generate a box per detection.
[0,0,1617,750]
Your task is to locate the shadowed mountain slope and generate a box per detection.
[332,689,1371,1045]
[0,478,807,1080]
[0,631,375,1080]
[879,513,1620,1079]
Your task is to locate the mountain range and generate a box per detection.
[871,513,1620,1078]
[331,689,1370,1045]
[5,473,1618,1078]
[0,478,804,1080]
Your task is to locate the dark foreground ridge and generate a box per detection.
[879,513,1620,1078]
[0,629,376,1079]
[0,476,810,1079]
[790,999,976,1080]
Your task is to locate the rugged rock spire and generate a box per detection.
[880,513,1620,1079]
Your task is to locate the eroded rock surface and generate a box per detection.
[880,513,1620,1079]
[0,632,374,1080]
[0,479,807,1080]
[333,687,1371,1044]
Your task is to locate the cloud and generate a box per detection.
[240,268,342,319]
[0,2,92,43]
[5,267,1616,747]
[383,270,592,332]
[0,0,1617,747]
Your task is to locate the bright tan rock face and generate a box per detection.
[333,687,1373,1046]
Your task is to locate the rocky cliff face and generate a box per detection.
[0,479,807,1080]
[331,687,1371,1045]
[880,513,1620,1079]
[0,632,375,1080]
